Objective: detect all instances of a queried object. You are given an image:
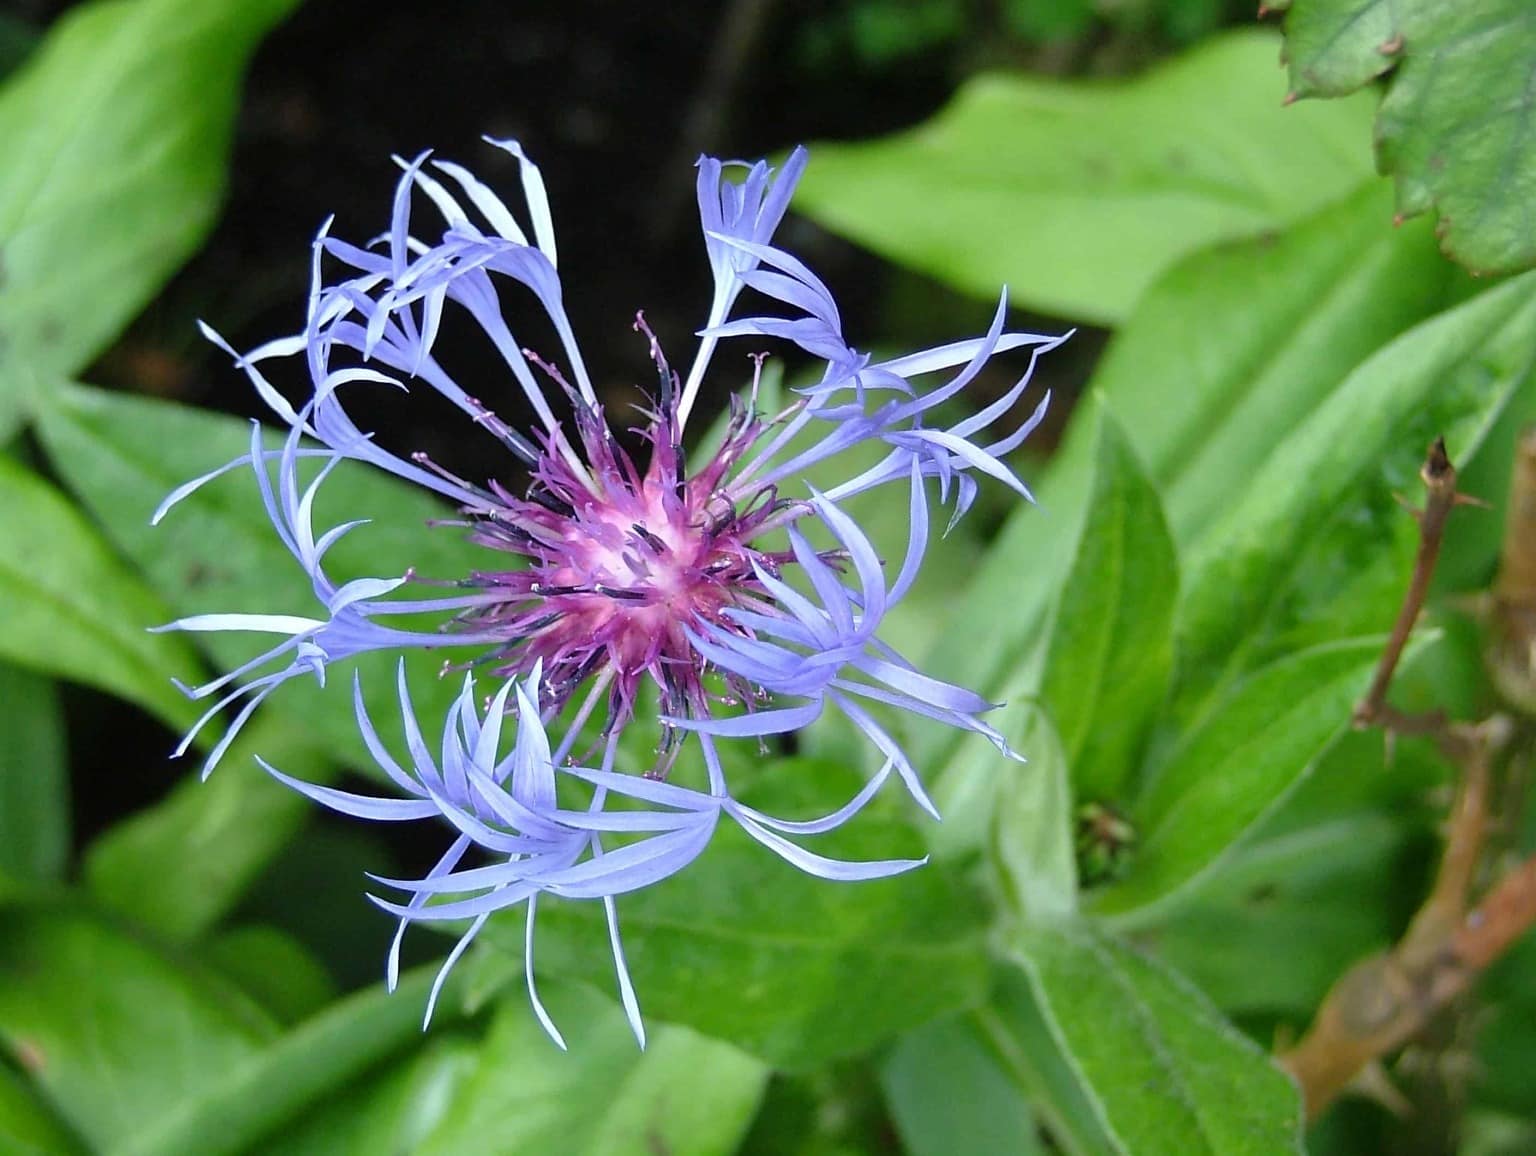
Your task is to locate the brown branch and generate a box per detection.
[1403,724,1496,957]
[1354,438,1461,731]
[1277,438,1529,1119]
[1455,851,1536,970]
[1279,719,1512,1118]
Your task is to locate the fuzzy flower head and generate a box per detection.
[456,327,797,739]
[163,138,1062,802]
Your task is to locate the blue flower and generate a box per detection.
[260,660,922,1046]
[161,137,1060,815]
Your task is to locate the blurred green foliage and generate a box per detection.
[793,32,1378,322]
[0,0,302,438]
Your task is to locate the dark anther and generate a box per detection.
[630,524,669,553]
[530,582,591,596]
[593,584,648,601]
[523,487,574,516]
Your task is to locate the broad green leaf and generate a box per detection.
[1105,193,1468,549]
[1259,721,1449,840]
[418,984,768,1156]
[880,1015,1043,1156]
[1375,4,1536,274]
[0,454,201,728]
[485,760,990,1070]
[921,184,1453,752]
[1174,273,1536,724]
[274,1036,480,1156]
[1147,812,1407,1015]
[0,906,276,1154]
[201,926,337,1026]
[1273,0,1420,96]
[1093,636,1386,921]
[792,29,1376,323]
[0,664,68,884]
[1281,0,1536,275]
[921,183,1455,811]
[34,381,485,771]
[1039,403,1176,801]
[974,971,1118,1156]
[1006,923,1304,1155]
[0,0,301,431]
[112,962,469,1156]
[83,715,332,943]
[0,1063,87,1156]
[990,706,1076,922]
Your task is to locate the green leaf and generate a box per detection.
[921,184,1453,747]
[0,454,201,728]
[0,0,301,431]
[880,1014,1043,1156]
[201,926,337,1026]
[83,715,332,943]
[1092,636,1385,921]
[0,664,68,885]
[990,706,1077,923]
[0,1062,87,1156]
[1039,402,1177,801]
[272,1036,479,1156]
[1174,272,1536,723]
[921,181,1455,809]
[1281,1,1536,275]
[1375,4,1536,274]
[33,381,484,770]
[791,30,1376,323]
[112,962,469,1156]
[1147,813,1407,1015]
[1006,923,1304,1155]
[485,759,991,1070]
[1273,0,1416,95]
[0,906,276,1154]
[1096,184,1467,550]
[974,969,1118,1156]
[417,983,768,1156]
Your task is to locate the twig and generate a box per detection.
[1278,718,1512,1118]
[1455,849,1536,970]
[1354,438,1462,731]
[1276,438,1533,1119]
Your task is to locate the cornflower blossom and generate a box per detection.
[159,137,1061,813]
[260,660,922,1045]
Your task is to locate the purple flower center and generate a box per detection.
[439,336,795,749]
